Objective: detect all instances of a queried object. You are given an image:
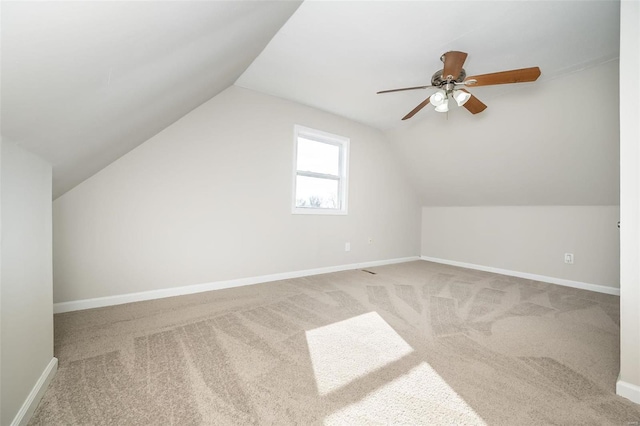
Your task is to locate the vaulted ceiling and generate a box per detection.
[237,1,620,130]
[1,1,301,197]
[2,1,621,201]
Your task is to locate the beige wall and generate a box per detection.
[618,0,640,403]
[422,206,619,289]
[53,86,421,303]
[1,140,54,425]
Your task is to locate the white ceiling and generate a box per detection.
[237,0,620,130]
[2,1,301,198]
[2,1,621,202]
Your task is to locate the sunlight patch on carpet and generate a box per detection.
[305,311,413,396]
[323,361,487,425]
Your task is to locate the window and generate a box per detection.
[293,125,349,214]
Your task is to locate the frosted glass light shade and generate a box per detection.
[429,91,446,106]
[454,90,471,106]
[434,98,449,112]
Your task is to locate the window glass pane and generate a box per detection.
[297,137,340,175]
[295,175,340,209]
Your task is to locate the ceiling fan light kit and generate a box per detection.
[377,51,541,120]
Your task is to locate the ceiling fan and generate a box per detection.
[377,51,541,120]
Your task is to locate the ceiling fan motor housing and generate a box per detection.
[431,68,466,87]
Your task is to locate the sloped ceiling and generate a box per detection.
[237,1,620,130]
[388,60,620,206]
[3,1,621,205]
[237,0,620,206]
[1,1,301,198]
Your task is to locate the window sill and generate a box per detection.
[292,207,348,215]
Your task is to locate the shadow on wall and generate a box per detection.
[30,261,640,424]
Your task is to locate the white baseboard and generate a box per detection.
[420,256,620,296]
[53,256,420,314]
[617,378,640,404]
[11,357,58,426]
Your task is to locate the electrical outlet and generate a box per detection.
[345,242,351,252]
[564,253,574,264]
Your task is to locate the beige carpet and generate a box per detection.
[31,260,640,425]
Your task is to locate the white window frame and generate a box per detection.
[292,125,349,215]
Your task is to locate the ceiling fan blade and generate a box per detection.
[442,51,468,80]
[464,66,541,86]
[377,85,433,94]
[460,89,487,114]
[402,97,431,120]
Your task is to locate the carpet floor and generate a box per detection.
[31,260,640,425]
